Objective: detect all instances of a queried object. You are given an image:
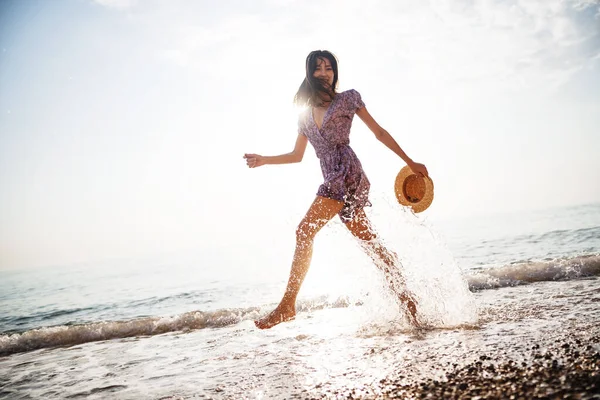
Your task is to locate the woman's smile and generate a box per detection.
[313,57,334,87]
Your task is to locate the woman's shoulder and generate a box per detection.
[337,89,363,103]
[338,89,361,97]
[336,89,365,110]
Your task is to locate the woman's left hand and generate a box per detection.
[244,153,266,168]
[408,162,429,178]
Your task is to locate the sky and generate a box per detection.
[0,0,599,270]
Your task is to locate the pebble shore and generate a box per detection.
[318,334,600,399]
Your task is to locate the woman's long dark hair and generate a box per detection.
[294,50,339,107]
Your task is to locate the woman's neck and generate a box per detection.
[315,92,334,107]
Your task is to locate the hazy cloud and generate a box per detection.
[125,0,600,93]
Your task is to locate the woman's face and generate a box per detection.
[312,57,334,87]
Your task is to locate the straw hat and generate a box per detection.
[394,165,434,213]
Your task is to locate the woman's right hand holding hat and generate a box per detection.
[408,161,429,178]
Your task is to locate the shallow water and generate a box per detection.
[1,202,599,398]
[1,277,598,399]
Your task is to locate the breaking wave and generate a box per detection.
[466,254,600,290]
[0,297,352,357]
[1,255,598,357]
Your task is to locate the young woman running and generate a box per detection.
[244,50,429,329]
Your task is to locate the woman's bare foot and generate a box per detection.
[254,305,296,330]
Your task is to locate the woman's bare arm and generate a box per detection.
[244,134,308,168]
[356,107,429,177]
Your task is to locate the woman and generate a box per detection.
[244,50,429,329]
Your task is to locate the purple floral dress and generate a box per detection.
[298,89,372,222]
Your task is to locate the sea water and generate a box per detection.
[1,201,599,399]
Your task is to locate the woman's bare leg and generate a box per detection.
[344,209,419,326]
[255,196,343,329]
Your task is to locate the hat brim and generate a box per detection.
[394,166,434,213]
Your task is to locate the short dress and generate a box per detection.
[298,89,372,222]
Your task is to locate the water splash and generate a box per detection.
[362,193,478,328]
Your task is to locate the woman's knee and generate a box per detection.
[353,229,376,242]
[353,231,377,243]
[296,221,317,243]
[347,219,377,242]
